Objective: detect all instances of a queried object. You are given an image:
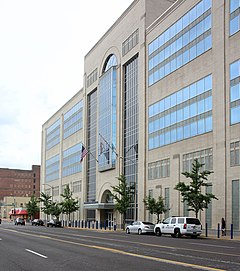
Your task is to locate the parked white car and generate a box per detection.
[154,216,202,238]
[126,221,155,235]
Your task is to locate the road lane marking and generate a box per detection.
[190,243,235,249]
[0,229,229,270]
[25,249,48,258]
[1,228,239,258]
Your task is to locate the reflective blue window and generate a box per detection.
[198,119,205,134]
[184,124,191,138]
[231,106,240,124]
[148,74,212,149]
[230,60,240,80]
[230,0,240,35]
[98,65,117,171]
[177,126,184,141]
[230,0,240,13]
[148,0,212,86]
[230,59,240,125]
[231,83,240,101]
[198,99,205,114]
[190,121,198,136]
[205,116,213,132]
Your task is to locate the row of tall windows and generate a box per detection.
[230,0,240,36]
[62,143,82,177]
[124,56,139,222]
[230,59,240,125]
[73,181,82,193]
[232,180,240,229]
[122,29,139,56]
[183,148,213,172]
[148,75,212,149]
[230,141,240,166]
[63,101,83,139]
[86,68,98,88]
[98,66,117,171]
[46,119,60,150]
[86,90,97,204]
[148,158,170,180]
[46,154,60,182]
[148,0,212,86]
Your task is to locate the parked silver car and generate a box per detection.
[126,221,155,235]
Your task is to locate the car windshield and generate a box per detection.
[142,222,154,225]
[186,218,201,225]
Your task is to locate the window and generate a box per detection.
[46,119,60,150]
[62,144,82,177]
[64,100,83,139]
[148,158,170,179]
[148,0,212,85]
[183,148,213,171]
[230,60,240,125]
[148,75,212,149]
[46,155,60,182]
[230,0,240,35]
[230,141,240,166]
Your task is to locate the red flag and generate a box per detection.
[80,145,88,163]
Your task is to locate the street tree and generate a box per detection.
[175,158,218,218]
[25,195,40,220]
[39,192,52,220]
[110,174,134,230]
[49,202,62,221]
[60,184,79,222]
[143,195,167,223]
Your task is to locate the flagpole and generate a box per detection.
[80,142,99,163]
[98,133,118,157]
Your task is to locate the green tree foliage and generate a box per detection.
[25,195,40,220]
[39,192,52,218]
[60,184,79,221]
[175,158,218,218]
[143,195,167,223]
[49,202,62,220]
[110,175,134,230]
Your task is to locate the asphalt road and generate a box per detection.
[0,222,239,271]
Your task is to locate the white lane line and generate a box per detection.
[0,238,2,240]
[189,243,235,249]
[25,249,48,259]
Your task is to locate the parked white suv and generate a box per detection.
[154,216,202,238]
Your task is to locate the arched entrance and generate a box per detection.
[100,190,115,228]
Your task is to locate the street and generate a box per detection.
[0,222,239,271]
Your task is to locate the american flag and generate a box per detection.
[80,145,88,163]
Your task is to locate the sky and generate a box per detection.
[0,0,133,170]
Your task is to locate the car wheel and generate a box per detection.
[126,228,130,234]
[171,234,176,238]
[47,225,49,227]
[155,228,162,236]
[175,228,182,238]
[138,229,142,235]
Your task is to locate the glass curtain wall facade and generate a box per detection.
[62,143,82,177]
[63,100,83,139]
[86,90,97,209]
[123,56,139,222]
[46,154,60,182]
[149,75,212,149]
[148,0,212,86]
[230,59,240,125]
[46,119,60,150]
[98,66,117,171]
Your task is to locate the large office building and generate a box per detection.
[41,0,240,230]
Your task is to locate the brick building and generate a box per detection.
[0,165,40,200]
